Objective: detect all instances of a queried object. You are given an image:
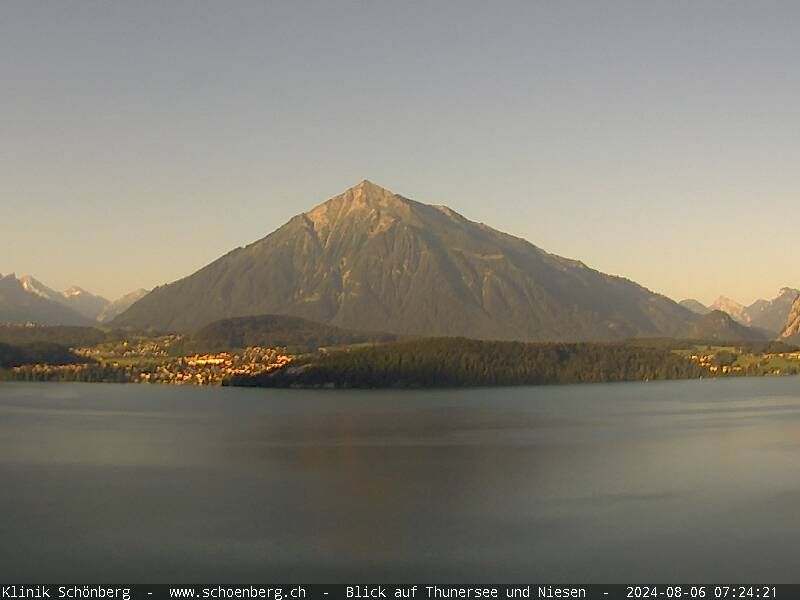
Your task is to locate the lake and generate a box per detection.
[1,378,799,583]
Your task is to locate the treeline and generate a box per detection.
[0,341,85,369]
[227,337,705,388]
[2,364,132,383]
[0,325,116,347]
[174,314,398,354]
[630,338,800,354]
[726,340,800,354]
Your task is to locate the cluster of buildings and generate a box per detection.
[688,350,800,376]
[689,354,742,374]
[137,347,293,385]
[12,339,294,385]
[762,351,800,361]
[75,336,180,360]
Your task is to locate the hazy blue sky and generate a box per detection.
[2,1,798,304]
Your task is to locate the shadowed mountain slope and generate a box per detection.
[113,181,697,341]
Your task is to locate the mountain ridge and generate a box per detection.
[710,296,748,324]
[0,274,90,326]
[96,288,149,323]
[688,310,769,342]
[696,288,799,335]
[0,273,149,326]
[19,275,109,320]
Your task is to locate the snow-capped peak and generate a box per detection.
[19,275,55,300]
[63,286,85,297]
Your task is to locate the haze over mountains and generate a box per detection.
[114,180,699,341]
[6,181,797,344]
[96,288,149,323]
[18,275,109,321]
[0,273,147,326]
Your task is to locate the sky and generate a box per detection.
[1,1,799,304]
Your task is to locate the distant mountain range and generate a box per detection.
[1,274,89,326]
[18,275,109,321]
[0,273,147,326]
[111,180,702,341]
[680,288,800,336]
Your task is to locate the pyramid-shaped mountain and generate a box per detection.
[113,180,697,340]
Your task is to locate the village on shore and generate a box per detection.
[8,335,294,385]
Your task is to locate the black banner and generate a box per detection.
[0,585,791,600]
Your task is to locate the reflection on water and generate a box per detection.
[1,378,799,582]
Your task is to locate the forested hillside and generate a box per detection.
[228,337,704,388]
[0,342,84,369]
[174,314,398,354]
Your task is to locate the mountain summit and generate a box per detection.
[710,296,748,324]
[113,181,697,340]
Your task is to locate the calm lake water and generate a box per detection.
[1,378,799,583]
